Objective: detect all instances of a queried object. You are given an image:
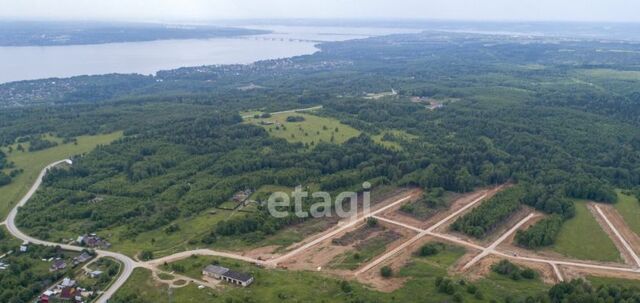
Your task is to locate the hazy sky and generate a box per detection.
[0,0,638,23]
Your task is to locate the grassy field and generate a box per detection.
[0,131,122,219]
[587,275,640,289]
[613,190,640,235]
[111,268,217,303]
[105,207,233,258]
[371,129,417,150]
[246,113,360,146]
[151,245,547,303]
[329,231,398,270]
[399,244,548,302]
[550,201,621,262]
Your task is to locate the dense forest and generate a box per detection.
[515,215,564,249]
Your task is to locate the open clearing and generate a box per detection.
[549,201,621,263]
[247,112,360,145]
[0,131,122,219]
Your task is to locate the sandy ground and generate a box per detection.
[244,245,280,260]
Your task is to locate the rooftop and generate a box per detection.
[223,270,253,283]
[203,265,229,275]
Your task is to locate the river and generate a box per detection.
[0,25,420,84]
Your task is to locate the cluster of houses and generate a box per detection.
[76,234,111,249]
[202,264,254,287]
[50,252,92,272]
[38,277,94,303]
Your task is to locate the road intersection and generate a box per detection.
[5,160,640,302]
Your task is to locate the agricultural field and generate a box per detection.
[0,131,122,219]
[550,201,620,262]
[246,112,360,146]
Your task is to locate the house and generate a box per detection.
[38,293,50,303]
[77,234,111,249]
[50,259,67,272]
[60,287,77,300]
[202,265,229,279]
[232,189,253,203]
[221,270,254,287]
[20,242,28,252]
[59,277,76,288]
[88,270,103,278]
[202,264,254,287]
[73,252,92,265]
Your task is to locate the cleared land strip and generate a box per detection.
[241,105,323,118]
[268,193,416,266]
[463,212,538,270]
[356,193,489,275]
[358,205,640,281]
[594,204,640,267]
[373,215,424,233]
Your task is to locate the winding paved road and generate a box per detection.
[4,160,139,303]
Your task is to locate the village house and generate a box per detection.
[39,277,88,303]
[73,252,92,265]
[232,189,253,204]
[76,234,111,249]
[202,264,254,287]
[88,270,103,278]
[50,259,67,272]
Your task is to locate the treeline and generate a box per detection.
[451,187,522,238]
[28,137,58,152]
[515,215,564,249]
[0,151,6,186]
[548,279,640,303]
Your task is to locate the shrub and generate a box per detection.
[380,266,393,278]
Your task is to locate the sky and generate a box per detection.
[0,0,638,23]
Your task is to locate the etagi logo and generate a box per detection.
[267,182,372,218]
